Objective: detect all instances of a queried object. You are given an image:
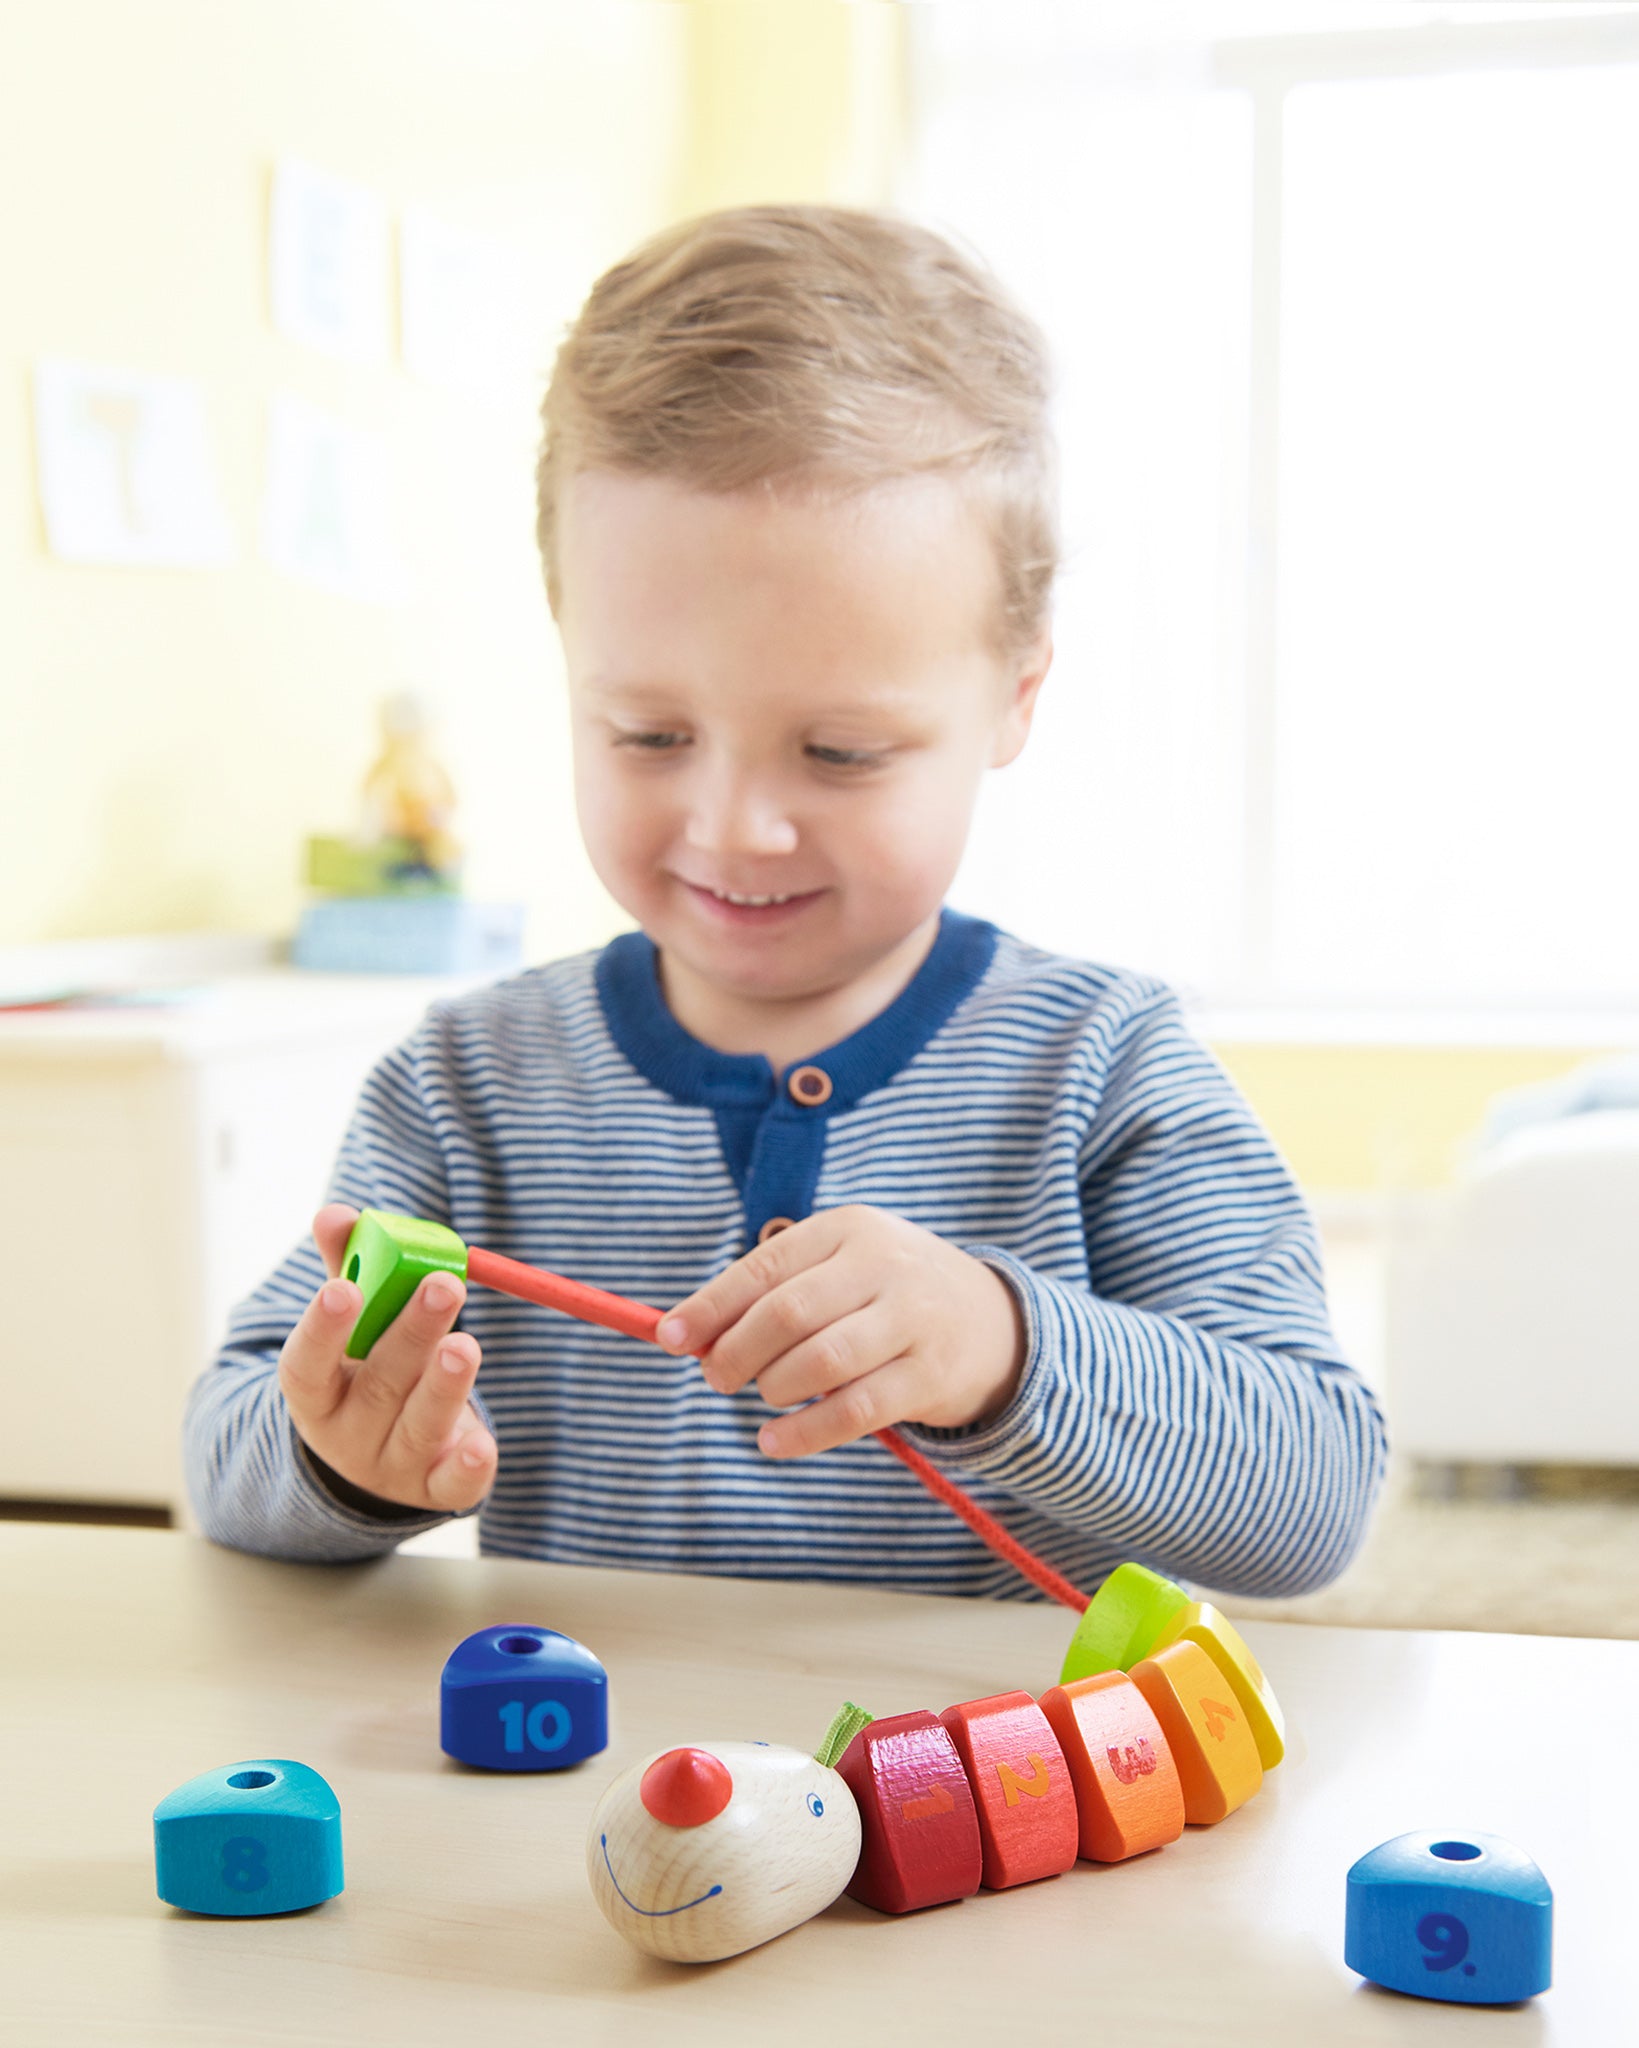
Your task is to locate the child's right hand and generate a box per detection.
[277,1203,498,1513]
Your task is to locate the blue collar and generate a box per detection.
[594,906,1000,1113]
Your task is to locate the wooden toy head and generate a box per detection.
[587,1740,861,1963]
[340,1209,468,1360]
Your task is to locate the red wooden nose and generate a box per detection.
[639,1747,734,1828]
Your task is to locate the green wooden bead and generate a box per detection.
[341,1209,469,1360]
[1059,1562,1192,1685]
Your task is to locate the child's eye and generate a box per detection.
[807,745,884,770]
[613,731,687,753]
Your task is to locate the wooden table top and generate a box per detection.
[1,1524,1631,2046]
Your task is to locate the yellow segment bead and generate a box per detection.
[1152,1601,1286,1769]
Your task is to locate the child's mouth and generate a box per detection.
[683,882,824,926]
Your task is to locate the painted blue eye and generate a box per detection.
[807,1794,824,1818]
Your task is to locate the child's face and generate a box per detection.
[556,469,1048,1023]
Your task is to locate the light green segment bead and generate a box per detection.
[1059,1561,1192,1685]
[340,1209,469,1360]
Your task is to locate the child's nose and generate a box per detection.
[639,1747,734,1827]
[683,767,799,857]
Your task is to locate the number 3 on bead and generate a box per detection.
[499,1699,571,1754]
[221,1836,269,1892]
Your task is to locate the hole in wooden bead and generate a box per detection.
[227,1770,275,1790]
[498,1635,542,1655]
[346,1255,361,1281]
[1430,1840,1482,1861]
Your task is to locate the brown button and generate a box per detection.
[786,1064,833,1106]
[757,1216,796,1243]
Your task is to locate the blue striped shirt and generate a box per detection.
[184,907,1387,1600]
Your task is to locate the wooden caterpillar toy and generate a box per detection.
[587,1568,1286,1963]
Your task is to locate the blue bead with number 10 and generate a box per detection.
[440,1625,608,1771]
[154,1759,343,1916]
[1345,1830,1552,2004]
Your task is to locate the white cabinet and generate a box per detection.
[0,964,475,1511]
[1386,1111,1639,1466]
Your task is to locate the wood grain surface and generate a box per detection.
[0,1523,1631,2046]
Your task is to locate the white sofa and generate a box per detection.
[1386,1109,1639,1466]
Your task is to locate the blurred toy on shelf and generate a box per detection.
[293,692,523,976]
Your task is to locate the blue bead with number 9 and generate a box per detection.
[154,1759,343,1916]
[440,1625,608,1772]
[1345,1830,1552,2004]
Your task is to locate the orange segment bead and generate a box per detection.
[938,1691,1079,1891]
[1037,1671,1186,1862]
[1129,1639,1262,1824]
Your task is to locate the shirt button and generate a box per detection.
[758,1216,796,1243]
[786,1064,833,1107]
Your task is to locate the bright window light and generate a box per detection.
[907,19,1639,1015]
[1275,63,1639,1006]
[904,78,1253,995]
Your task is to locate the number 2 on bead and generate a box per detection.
[499,1699,570,1753]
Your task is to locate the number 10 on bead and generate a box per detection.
[499,1698,572,1754]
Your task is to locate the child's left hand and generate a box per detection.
[655,1205,1027,1459]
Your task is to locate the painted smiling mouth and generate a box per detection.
[600,1833,723,1917]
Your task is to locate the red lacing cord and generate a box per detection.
[465,1243,1090,1613]
[873,1425,1087,1611]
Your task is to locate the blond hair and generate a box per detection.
[536,205,1057,652]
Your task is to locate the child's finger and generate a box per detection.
[697,1254,874,1397]
[345,1271,468,1430]
[313,1204,361,1281]
[657,1208,850,1362]
[744,1301,891,1410]
[385,1333,482,1473]
[424,1417,497,1512]
[278,1277,364,1427]
[755,1353,920,1461]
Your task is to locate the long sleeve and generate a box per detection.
[182,923,1386,1599]
[903,985,1388,1598]
[182,1020,482,1562]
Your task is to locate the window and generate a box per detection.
[907,6,1639,1012]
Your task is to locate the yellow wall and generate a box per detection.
[1,0,907,967]
[678,0,906,215]
[1,1,687,959]
[1210,1040,1632,1197]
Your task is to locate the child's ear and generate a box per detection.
[990,631,1053,768]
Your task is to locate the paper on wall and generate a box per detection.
[269,157,391,364]
[400,208,530,393]
[32,360,234,566]
[261,393,405,603]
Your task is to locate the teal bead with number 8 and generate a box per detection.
[153,1759,344,1917]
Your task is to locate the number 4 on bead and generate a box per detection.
[498,1699,571,1754]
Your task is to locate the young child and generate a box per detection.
[186,206,1386,1601]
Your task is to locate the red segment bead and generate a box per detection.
[639,1747,734,1828]
[835,1711,982,1914]
[938,1691,1079,1890]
